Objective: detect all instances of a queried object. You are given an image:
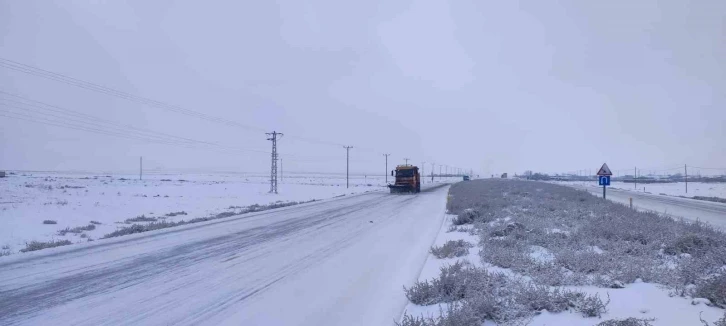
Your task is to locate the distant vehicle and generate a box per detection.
[463,175,470,181]
[388,165,420,193]
[501,173,508,179]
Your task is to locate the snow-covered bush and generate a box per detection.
[124,215,157,223]
[102,200,318,239]
[402,260,607,324]
[20,239,72,252]
[164,211,187,217]
[396,314,429,326]
[404,261,474,305]
[597,318,655,326]
[447,179,726,295]
[452,209,478,225]
[396,303,479,326]
[103,220,182,238]
[430,240,473,259]
[57,224,95,236]
[693,274,726,308]
[717,313,726,326]
[664,233,723,257]
[575,292,610,318]
[700,312,726,326]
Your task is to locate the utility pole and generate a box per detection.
[404,158,410,165]
[422,162,426,184]
[384,154,391,184]
[634,167,637,190]
[431,162,435,182]
[139,156,142,181]
[685,164,688,194]
[266,131,283,194]
[344,146,353,188]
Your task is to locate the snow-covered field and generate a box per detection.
[554,180,726,199]
[1,171,444,253]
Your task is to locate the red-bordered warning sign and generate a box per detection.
[596,163,612,176]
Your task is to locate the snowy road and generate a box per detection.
[0,185,450,326]
[571,184,726,229]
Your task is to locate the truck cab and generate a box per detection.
[388,165,420,193]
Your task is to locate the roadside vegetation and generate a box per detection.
[401,261,608,325]
[429,240,473,259]
[1,245,11,257]
[20,239,72,252]
[400,179,726,325]
[57,224,96,236]
[103,200,316,239]
[690,196,726,204]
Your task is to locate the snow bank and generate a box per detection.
[0,172,391,252]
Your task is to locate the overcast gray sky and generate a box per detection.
[1,0,724,176]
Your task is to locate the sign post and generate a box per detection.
[596,163,612,199]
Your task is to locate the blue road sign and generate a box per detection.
[599,176,610,186]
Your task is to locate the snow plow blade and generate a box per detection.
[388,185,416,193]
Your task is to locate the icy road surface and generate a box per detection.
[0,185,449,326]
[570,183,726,229]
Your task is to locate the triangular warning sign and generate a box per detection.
[596,163,612,176]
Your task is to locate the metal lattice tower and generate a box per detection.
[266,131,283,193]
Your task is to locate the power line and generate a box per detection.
[0,95,197,145]
[0,98,278,157]
[0,58,465,170]
[0,57,346,148]
[690,166,726,170]
[0,97,273,155]
[0,101,366,165]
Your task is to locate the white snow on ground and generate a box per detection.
[532,281,725,325]
[555,181,726,199]
[400,212,726,326]
[0,171,416,252]
[400,214,481,320]
[0,186,451,326]
[529,245,555,263]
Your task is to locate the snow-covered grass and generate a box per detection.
[430,240,473,259]
[19,239,72,252]
[555,180,726,200]
[101,199,316,238]
[0,171,400,254]
[399,179,726,325]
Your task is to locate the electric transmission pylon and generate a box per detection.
[266,131,283,193]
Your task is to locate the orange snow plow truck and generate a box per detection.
[388,165,421,193]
